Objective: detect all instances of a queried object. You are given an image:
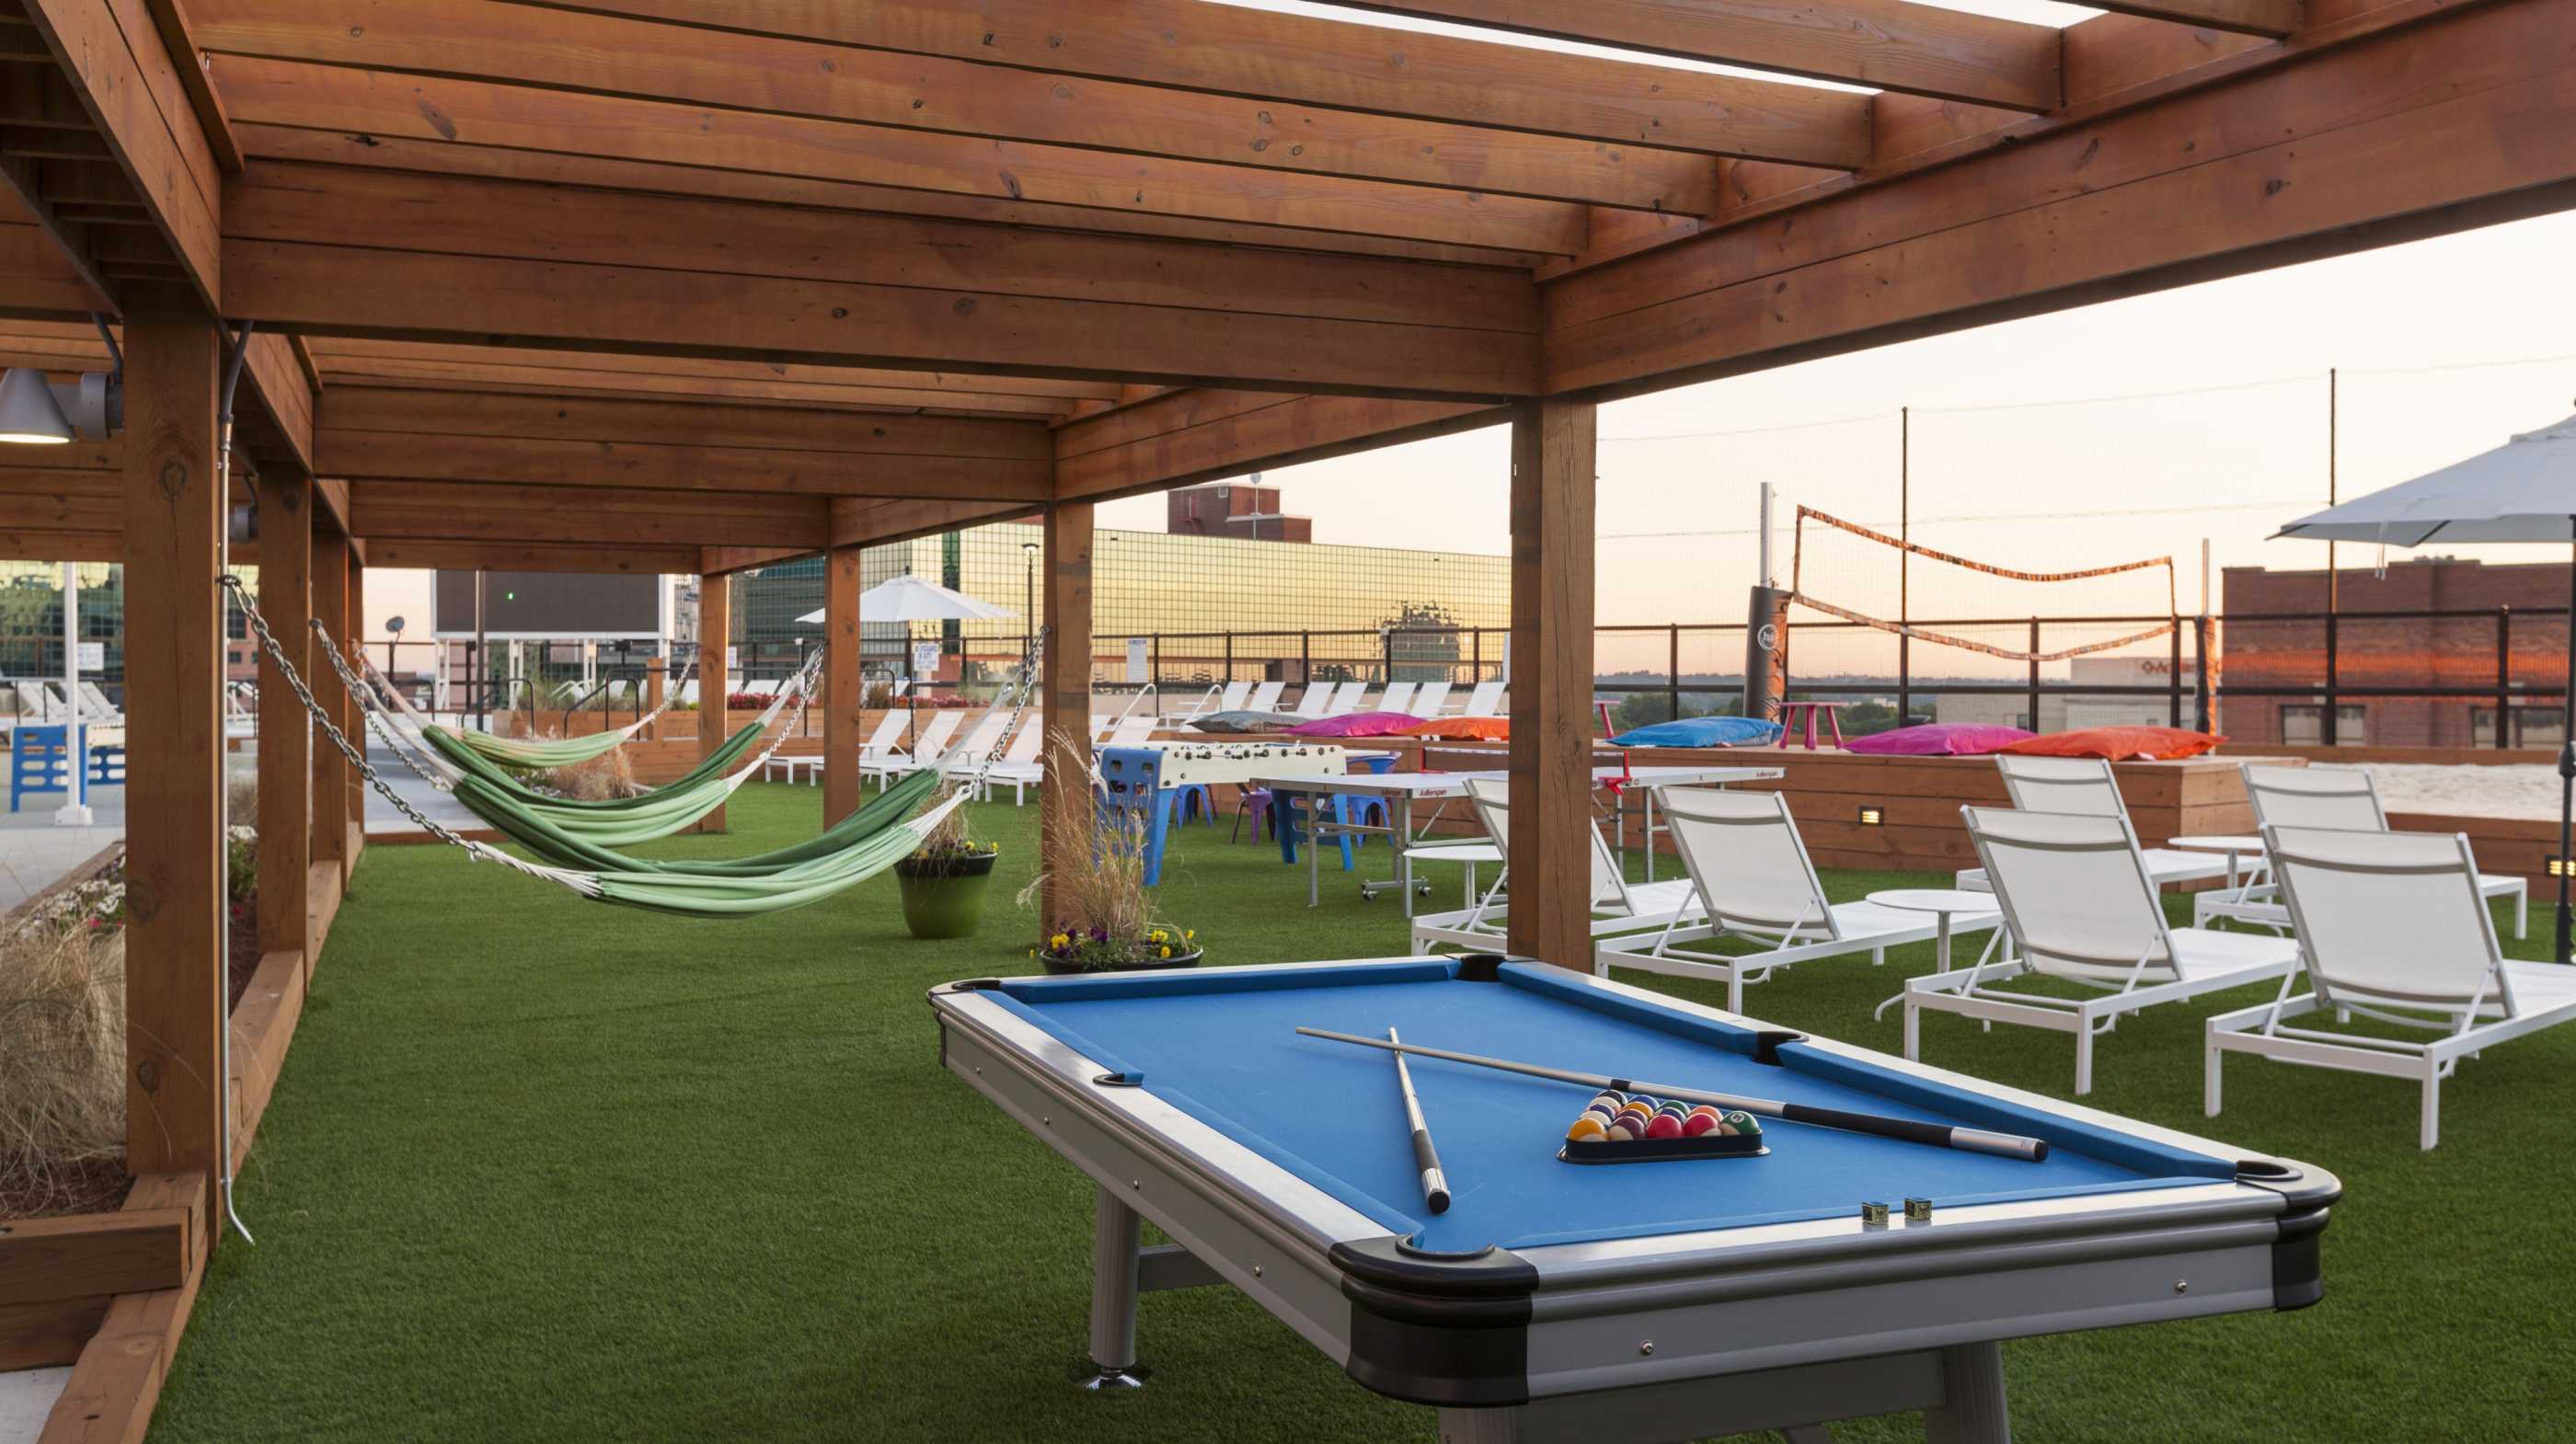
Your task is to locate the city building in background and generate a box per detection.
[1164,475,1312,543]
[731,511,1508,688]
[2220,557,2570,749]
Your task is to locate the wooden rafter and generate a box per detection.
[184,0,1843,201]
[483,0,1869,157]
[1336,0,2064,111]
[211,58,1593,252]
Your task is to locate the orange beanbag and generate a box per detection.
[1399,716,1511,741]
[2000,726,2225,762]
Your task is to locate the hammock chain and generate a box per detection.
[221,577,599,891]
[965,625,1049,779]
[309,626,459,789]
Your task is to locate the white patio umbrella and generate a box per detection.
[795,576,1019,749]
[2273,410,2576,960]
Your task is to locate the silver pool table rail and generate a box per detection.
[927,957,2337,1444]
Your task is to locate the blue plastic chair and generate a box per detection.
[9,724,72,812]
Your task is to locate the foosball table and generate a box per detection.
[1098,742,1354,885]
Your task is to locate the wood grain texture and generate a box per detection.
[212,56,1589,253]
[24,0,224,305]
[1504,396,1595,969]
[1338,0,2064,111]
[1053,391,1501,501]
[250,470,308,963]
[822,545,863,826]
[306,528,348,871]
[189,0,1756,199]
[36,1172,207,1444]
[512,0,1867,157]
[696,573,730,833]
[0,1211,184,1307]
[1039,501,1092,929]
[116,299,225,1188]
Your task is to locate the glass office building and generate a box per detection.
[731,521,1509,687]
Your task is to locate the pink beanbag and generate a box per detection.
[1287,711,1424,739]
[1843,722,2036,757]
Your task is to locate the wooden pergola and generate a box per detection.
[1,0,2571,1423]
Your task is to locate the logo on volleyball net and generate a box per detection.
[1788,506,2178,664]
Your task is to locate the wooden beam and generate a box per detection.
[1543,0,2576,396]
[1504,396,1594,969]
[304,363,1077,420]
[0,1209,186,1308]
[319,429,1050,502]
[696,571,730,833]
[141,0,246,171]
[341,549,362,865]
[250,468,307,968]
[1336,0,2064,111]
[214,56,1592,252]
[0,218,110,316]
[822,542,861,827]
[236,327,312,476]
[307,525,347,877]
[118,294,225,1191]
[34,1173,207,1444]
[359,538,698,575]
[307,339,1119,402]
[230,122,1553,269]
[486,0,1873,159]
[187,0,1784,199]
[0,530,121,562]
[829,498,1034,551]
[230,241,1540,402]
[700,545,813,577]
[1038,500,1091,930]
[229,163,1541,336]
[22,0,223,306]
[1054,390,1501,501]
[350,481,830,550]
[2079,0,2306,38]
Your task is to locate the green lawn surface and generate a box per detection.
[150,783,2573,1443]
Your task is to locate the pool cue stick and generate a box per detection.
[1387,1026,1451,1214]
[1296,1027,2050,1163]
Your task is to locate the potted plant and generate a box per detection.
[894,808,1000,941]
[1018,729,1201,973]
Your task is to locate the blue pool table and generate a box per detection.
[930,956,2337,1443]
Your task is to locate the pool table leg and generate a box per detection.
[1084,1186,1147,1392]
[1923,1341,2011,1443]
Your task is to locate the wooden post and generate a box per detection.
[119,295,227,1195]
[344,551,366,870]
[823,543,864,825]
[1505,397,1597,969]
[1040,502,1094,930]
[252,472,311,968]
[643,658,666,742]
[310,528,351,878]
[697,572,730,832]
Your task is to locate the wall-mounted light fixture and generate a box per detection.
[1857,805,1885,827]
[2548,856,2570,878]
[0,315,122,445]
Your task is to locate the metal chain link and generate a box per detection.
[305,629,457,789]
[222,577,595,891]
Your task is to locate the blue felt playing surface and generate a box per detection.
[984,960,2235,1254]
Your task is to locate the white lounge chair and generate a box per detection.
[1599,788,2001,1014]
[1904,807,2303,1094]
[2207,825,2576,1150]
[1954,755,2231,894]
[2202,765,2527,937]
[860,709,962,790]
[1288,683,1338,719]
[1098,713,1158,749]
[1325,680,1369,716]
[1376,682,1417,716]
[1213,681,1252,713]
[1411,779,1702,961]
[1409,681,1451,719]
[934,714,1011,786]
[1457,680,1505,717]
[972,716,1047,804]
[1244,680,1286,715]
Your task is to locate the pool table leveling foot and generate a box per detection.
[931,957,2338,1443]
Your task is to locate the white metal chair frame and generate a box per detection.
[1457,680,1505,717]
[1953,755,2231,895]
[2205,825,2575,1150]
[2204,765,2528,938]
[1409,779,1699,958]
[1245,680,1287,714]
[859,709,963,790]
[1409,681,1451,718]
[1598,788,1999,1014]
[977,716,1048,804]
[1906,807,2301,1094]
[1376,681,1418,716]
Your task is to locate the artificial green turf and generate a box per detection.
[149,783,2574,1443]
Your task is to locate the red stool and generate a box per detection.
[1775,701,1848,751]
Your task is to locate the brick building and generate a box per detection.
[1165,476,1313,543]
[2220,557,2569,748]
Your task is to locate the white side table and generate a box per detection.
[1865,888,2006,971]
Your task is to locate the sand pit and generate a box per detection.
[2329,762,2563,820]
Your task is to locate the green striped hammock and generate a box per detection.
[448,726,636,770]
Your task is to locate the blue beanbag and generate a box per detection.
[1610,716,1782,748]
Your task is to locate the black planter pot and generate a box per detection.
[1037,945,1203,976]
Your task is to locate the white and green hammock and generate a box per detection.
[438,660,698,771]
[230,579,978,919]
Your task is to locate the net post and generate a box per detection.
[2027,617,2041,732]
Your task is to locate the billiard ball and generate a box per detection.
[1681,1112,1719,1137]
[1604,1120,1639,1141]
[1644,1113,1684,1140]
[1567,1117,1606,1141]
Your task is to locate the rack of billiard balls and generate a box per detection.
[1560,1091,1767,1163]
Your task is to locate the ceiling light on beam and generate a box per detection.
[0,316,123,445]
